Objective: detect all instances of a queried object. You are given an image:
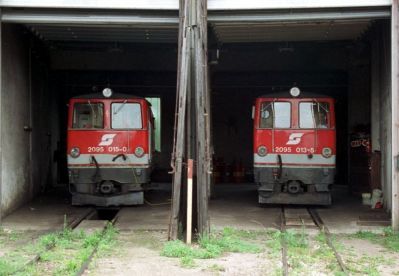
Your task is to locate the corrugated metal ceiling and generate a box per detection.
[16,7,386,44]
[27,24,179,43]
[211,20,372,43]
[28,20,372,44]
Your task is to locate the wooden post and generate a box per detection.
[169,0,210,239]
[186,159,193,243]
[193,0,210,236]
[169,0,191,240]
[392,0,399,231]
[0,11,2,225]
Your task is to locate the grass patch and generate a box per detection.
[352,227,399,252]
[277,229,347,275]
[207,263,225,272]
[0,228,23,246]
[0,223,118,276]
[161,227,261,267]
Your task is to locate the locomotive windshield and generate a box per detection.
[111,102,142,129]
[299,102,329,128]
[72,103,104,129]
[260,101,291,128]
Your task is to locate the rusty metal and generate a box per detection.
[280,207,288,276]
[76,209,121,276]
[308,208,348,274]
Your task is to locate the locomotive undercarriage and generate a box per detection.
[255,167,334,205]
[68,167,150,206]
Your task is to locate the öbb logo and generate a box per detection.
[286,133,304,145]
[99,134,117,146]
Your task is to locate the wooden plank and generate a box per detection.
[392,0,399,231]
[169,0,190,240]
[194,0,210,236]
[0,11,2,225]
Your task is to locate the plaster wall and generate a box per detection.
[1,24,31,216]
[0,24,52,218]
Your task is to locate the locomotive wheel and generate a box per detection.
[287,181,301,194]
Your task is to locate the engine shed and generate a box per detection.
[0,0,398,236]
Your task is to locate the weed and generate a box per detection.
[282,230,308,248]
[265,231,282,255]
[161,227,261,268]
[0,259,18,276]
[0,223,118,276]
[352,227,399,252]
[208,263,225,272]
[181,256,196,268]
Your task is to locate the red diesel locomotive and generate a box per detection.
[67,88,154,206]
[253,87,336,205]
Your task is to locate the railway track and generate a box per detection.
[280,206,347,275]
[75,208,121,276]
[11,207,120,275]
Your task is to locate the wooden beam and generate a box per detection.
[0,11,3,225]
[392,0,399,231]
[194,0,210,235]
[169,0,210,238]
[169,0,190,240]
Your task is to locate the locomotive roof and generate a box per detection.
[71,93,144,100]
[259,92,333,99]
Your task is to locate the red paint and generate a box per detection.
[253,97,336,164]
[188,159,193,179]
[67,97,153,164]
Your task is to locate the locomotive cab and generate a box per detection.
[253,88,336,205]
[67,88,155,206]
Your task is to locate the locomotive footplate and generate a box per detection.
[258,191,331,205]
[72,192,144,207]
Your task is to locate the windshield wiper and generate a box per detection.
[312,98,329,113]
[114,99,128,115]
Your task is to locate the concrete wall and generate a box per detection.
[369,21,392,211]
[378,23,392,211]
[0,24,31,217]
[0,24,52,218]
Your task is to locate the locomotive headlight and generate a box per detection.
[102,87,113,98]
[290,87,301,97]
[70,147,80,158]
[322,147,332,158]
[257,145,268,157]
[134,146,145,158]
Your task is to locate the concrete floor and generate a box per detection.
[210,184,281,230]
[1,189,90,231]
[211,184,389,233]
[0,184,389,233]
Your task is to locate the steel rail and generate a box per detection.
[280,206,289,276]
[75,208,121,276]
[307,208,348,274]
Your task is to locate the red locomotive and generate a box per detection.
[253,87,336,205]
[67,88,154,206]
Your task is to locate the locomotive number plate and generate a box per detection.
[274,147,292,153]
[295,147,315,153]
[88,146,105,153]
[273,147,315,153]
[108,146,128,153]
